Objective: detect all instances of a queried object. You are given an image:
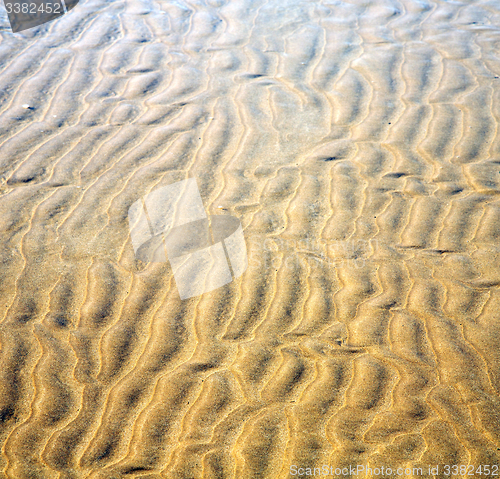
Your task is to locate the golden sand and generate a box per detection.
[0,0,500,477]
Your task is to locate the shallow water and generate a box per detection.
[0,0,500,477]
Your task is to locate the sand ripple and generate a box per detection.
[0,0,500,477]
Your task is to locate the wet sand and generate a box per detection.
[0,0,500,477]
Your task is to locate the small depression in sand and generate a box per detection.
[0,0,500,477]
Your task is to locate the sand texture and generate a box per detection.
[1,0,500,477]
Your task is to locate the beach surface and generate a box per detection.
[0,0,500,477]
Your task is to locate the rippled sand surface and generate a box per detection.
[1,0,500,477]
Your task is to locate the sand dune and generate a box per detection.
[0,0,500,477]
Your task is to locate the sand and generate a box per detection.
[0,0,500,477]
